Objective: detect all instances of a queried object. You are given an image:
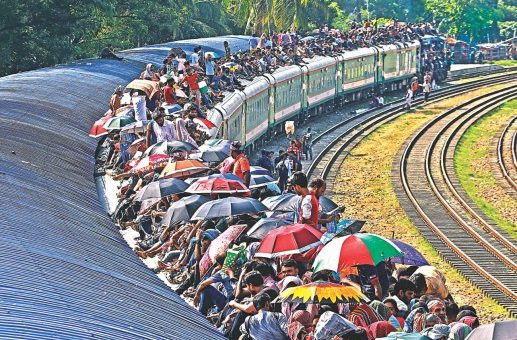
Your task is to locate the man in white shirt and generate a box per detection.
[131,90,147,121]
[145,111,177,148]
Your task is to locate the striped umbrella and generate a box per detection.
[313,233,402,273]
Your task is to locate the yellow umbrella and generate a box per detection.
[280,281,367,304]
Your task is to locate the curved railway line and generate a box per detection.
[303,72,517,316]
[497,115,517,191]
[397,86,517,316]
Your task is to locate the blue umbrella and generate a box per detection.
[335,219,365,235]
[162,195,210,227]
[135,178,189,201]
[262,193,298,211]
[389,239,429,266]
[192,197,268,220]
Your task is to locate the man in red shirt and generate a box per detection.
[162,78,177,105]
[287,140,301,160]
[230,141,250,187]
[180,67,201,107]
[291,171,319,228]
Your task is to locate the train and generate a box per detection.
[206,40,421,151]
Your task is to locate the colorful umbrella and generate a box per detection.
[104,115,136,130]
[184,173,243,185]
[135,178,188,201]
[246,218,290,240]
[130,153,170,174]
[313,234,402,273]
[249,174,276,188]
[389,239,429,266]
[120,120,151,134]
[255,224,323,258]
[160,159,209,179]
[143,140,198,157]
[280,281,367,304]
[194,117,216,130]
[162,195,210,227]
[186,177,250,195]
[113,105,134,117]
[89,114,112,138]
[192,197,268,220]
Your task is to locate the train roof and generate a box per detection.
[0,58,225,339]
[343,47,377,60]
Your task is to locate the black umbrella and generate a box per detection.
[162,195,211,227]
[135,178,189,201]
[249,174,276,188]
[143,141,198,157]
[319,196,339,212]
[246,218,290,240]
[262,193,298,211]
[192,197,268,220]
[200,149,229,162]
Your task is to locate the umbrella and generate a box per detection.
[89,114,112,137]
[120,120,151,134]
[130,153,170,174]
[389,239,429,266]
[113,105,134,117]
[280,281,366,304]
[143,141,198,157]
[162,104,183,116]
[192,197,268,220]
[335,219,366,235]
[255,223,323,258]
[246,218,290,240]
[465,320,516,340]
[250,166,273,177]
[262,193,298,211]
[194,117,216,130]
[313,233,402,273]
[376,333,429,339]
[249,174,276,188]
[319,196,338,212]
[199,148,229,162]
[184,173,243,185]
[199,139,231,154]
[186,177,250,195]
[135,178,188,201]
[162,195,211,227]
[104,116,136,130]
[160,159,209,179]
[265,210,295,222]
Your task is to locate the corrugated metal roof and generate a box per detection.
[0,57,224,338]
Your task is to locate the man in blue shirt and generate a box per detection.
[249,34,259,50]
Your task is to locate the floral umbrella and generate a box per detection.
[280,281,367,304]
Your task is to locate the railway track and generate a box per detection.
[446,66,517,82]
[397,85,517,316]
[306,72,517,195]
[497,116,517,191]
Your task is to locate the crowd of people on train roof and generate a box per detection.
[93,20,480,340]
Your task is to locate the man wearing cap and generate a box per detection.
[231,141,251,187]
[145,110,177,148]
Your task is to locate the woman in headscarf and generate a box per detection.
[369,321,397,338]
[458,316,479,329]
[370,300,402,330]
[141,63,155,80]
[176,117,198,147]
[448,322,472,340]
[347,303,383,329]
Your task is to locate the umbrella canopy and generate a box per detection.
[208,224,247,262]
[160,159,209,179]
[130,153,170,174]
[199,148,230,162]
[280,281,366,304]
[89,114,112,138]
[463,320,516,340]
[186,178,250,195]
[194,117,216,130]
[335,219,366,235]
[162,195,211,227]
[246,218,290,240]
[120,120,151,134]
[162,104,183,116]
[184,173,243,185]
[135,178,188,201]
[262,193,298,212]
[144,140,198,157]
[113,105,134,117]
[192,197,268,220]
[319,196,338,212]
[104,115,136,130]
[249,174,276,188]
[313,233,402,273]
[250,166,273,177]
[389,239,429,266]
[255,224,323,258]
[199,139,231,152]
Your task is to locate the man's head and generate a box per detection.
[280,259,299,277]
[252,292,271,311]
[244,271,264,295]
[291,171,308,195]
[230,141,243,158]
[309,177,326,197]
[427,299,446,322]
[206,53,213,61]
[410,273,427,297]
[383,298,399,316]
[393,279,416,304]
[446,303,459,324]
[153,111,165,126]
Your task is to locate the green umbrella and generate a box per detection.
[313,233,402,273]
[104,116,136,130]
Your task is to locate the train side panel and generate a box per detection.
[242,79,270,146]
[304,57,337,109]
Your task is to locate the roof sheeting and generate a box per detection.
[0,58,224,339]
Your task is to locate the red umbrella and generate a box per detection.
[281,244,324,263]
[255,224,323,258]
[89,114,112,138]
[130,153,170,174]
[186,177,250,195]
[194,117,216,130]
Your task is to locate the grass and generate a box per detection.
[485,60,517,68]
[332,84,512,323]
[454,100,517,240]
